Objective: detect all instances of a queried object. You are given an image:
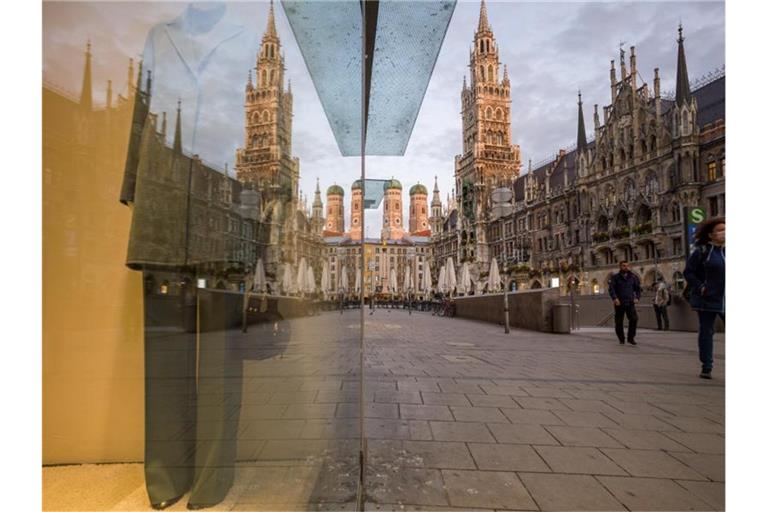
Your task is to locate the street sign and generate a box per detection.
[684,206,706,257]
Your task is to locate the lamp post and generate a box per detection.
[491,186,514,334]
[407,247,416,315]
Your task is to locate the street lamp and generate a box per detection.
[491,187,514,334]
[407,247,416,315]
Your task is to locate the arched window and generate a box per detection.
[485,107,493,119]
[488,65,494,83]
[479,66,485,82]
[495,108,503,120]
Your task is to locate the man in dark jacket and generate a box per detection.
[608,261,642,345]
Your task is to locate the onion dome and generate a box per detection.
[409,183,428,196]
[351,179,363,190]
[327,184,344,196]
[384,178,403,190]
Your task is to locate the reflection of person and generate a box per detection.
[652,281,670,330]
[684,217,725,380]
[608,261,641,345]
[120,2,262,509]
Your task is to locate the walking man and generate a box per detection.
[652,281,671,330]
[608,261,642,345]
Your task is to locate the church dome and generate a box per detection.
[351,179,363,190]
[409,183,428,196]
[385,179,402,190]
[327,184,344,196]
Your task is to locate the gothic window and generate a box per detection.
[707,160,717,182]
[623,179,636,202]
[485,107,492,119]
[261,70,267,86]
[488,65,494,83]
[644,172,659,196]
[480,66,485,82]
[495,108,502,120]
[682,110,689,135]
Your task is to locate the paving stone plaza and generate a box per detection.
[43,310,725,511]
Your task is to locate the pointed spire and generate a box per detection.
[478,0,490,32]
[173,99,182,154]
[265,0,277,39]
[247,69,253,89]
[106,80,113,109]
[675,23,692,106]
[433,175,440,193]
[79,40,92,110]
[224,162,229,178]
[502,64,509,83]
[136,58,144,92]
[577,91,587,153]
[161,111,167,139]
[127,58,134,95]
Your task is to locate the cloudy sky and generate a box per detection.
[43,0,724,236]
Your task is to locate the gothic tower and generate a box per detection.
[311,178,325,236]
[235,0,299,205]
[409,183,430,235]
[381,179,405,241]
[671,24,700,206]
[350,180,363,240]
[429,176,443,235]
[234,1,301,276]
[325,184,345,235]
[455,0,521,269]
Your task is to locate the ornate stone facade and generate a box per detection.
[482,25,725,295]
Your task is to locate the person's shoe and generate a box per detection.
[151,495,183,510]
[700,369,713,379]
[619,340,625,345]
[628,339,637,345]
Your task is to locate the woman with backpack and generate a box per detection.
[683,217,725,380]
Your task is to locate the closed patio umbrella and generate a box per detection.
[488,258,501,293]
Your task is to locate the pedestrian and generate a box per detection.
[608,260,642,345]
[684,217,725,380]
[652,281,670,331]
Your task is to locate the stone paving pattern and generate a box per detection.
[43,310,725,511]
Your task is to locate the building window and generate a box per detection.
[707,161,717,182]
[709,196,719,217]
[673,237,682,255]
[720,158,725,177]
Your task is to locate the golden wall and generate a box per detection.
[42,88,144,463]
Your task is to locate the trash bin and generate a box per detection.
[552,303,571,333]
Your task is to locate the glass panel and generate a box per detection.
[43,1,362,509]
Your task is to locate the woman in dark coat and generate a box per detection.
[683,217,725,379]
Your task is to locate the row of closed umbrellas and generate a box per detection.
[250,256,508,297]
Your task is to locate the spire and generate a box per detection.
[675,23,692,106]
[247,69,253,89]
[79,40,92,110]
[106,80,113,109]
[136,58,144,92]
[265,0,278,39]
[433,175,440,193]
[173,99,182,154]
[161,111,167,140]
[502,64,509,84]
[127,58,134,95]
[478,0,490,32]
[577,91,587,153]
[313,177,323,207]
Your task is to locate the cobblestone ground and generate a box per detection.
[43,310,724,511]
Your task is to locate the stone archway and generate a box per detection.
[530,280,542,289]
